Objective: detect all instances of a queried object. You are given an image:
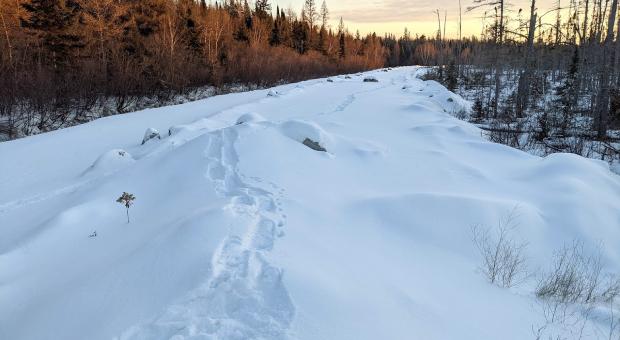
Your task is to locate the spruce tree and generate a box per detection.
[320,0,329,28]
[554,47,579,132]
[181,2,201,53]
[255,0,271,20]
[317,25,326,53]
[292,20,308,54]
[243,0,253,29]
[269,19,281,46]
[445,59,458,92]
[20,0,84,69]
[338,17,345,59]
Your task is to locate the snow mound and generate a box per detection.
[168,118,218,136]
[141,128,161,145]
[236,112,266,125]
[83,149,134,176]
[267,89,280,97]
[418,80,472,114]
[279,120,332,152]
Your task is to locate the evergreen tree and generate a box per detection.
[338,17,345,59]
[225,0,240,17]
[320,0,329,28]
[254,0,271,20]
[292,19,309,54]
[180,1,201,53]
[269,19,281,46]
[278,8,291,46]
[234,22,249,42]
[243,0,252,29]
[317,25,326,53]
[473,96,485,120]
[554,47,579,132]
[20,0,84,68]
[445,59,458,92]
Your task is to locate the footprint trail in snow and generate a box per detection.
[120,126,294,340]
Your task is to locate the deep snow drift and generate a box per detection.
[1,67,619,340]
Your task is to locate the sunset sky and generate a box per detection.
[280,0,559,38]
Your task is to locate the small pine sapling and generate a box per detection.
[116,192,136,223]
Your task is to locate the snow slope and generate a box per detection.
[1,67,619,340]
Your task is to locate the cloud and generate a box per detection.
[328,0,552,23]
[331,0,441,23]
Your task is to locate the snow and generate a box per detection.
[235,112,266,125]
[0,67,619,340]
[141,127,161,145]
[83,149,135,177]
[279,120,332,152]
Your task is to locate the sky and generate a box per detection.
[279,0,559,38]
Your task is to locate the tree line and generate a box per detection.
[2,0,620,155]
[377,0,619,161]
[0,0,385,139]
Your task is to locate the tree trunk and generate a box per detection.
[614,14,620,85]
[516,0,537,117]
[583,0,590,43]
[594,0,618,138]
[494,0,505,118]
[0,6,12,65]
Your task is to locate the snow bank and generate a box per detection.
[141,127,161,145]
[267,89,280,97]
[236,112,266,125]
[82,149,134,176]
[279,120,332,152]
[1,66,619,340]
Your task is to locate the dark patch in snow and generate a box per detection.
[302,138,327,152]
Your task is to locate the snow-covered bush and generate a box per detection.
[141,128,161,145]
[267,90,280,97]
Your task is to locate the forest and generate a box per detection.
[1,0,620,167]
[0,0,385,139]
[394,0,620,163]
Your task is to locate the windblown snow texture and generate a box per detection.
[0,67,619,340]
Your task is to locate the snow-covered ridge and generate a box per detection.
[0,67,619,340]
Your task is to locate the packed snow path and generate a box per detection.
[1,67,619,340]
[120,127,294,339]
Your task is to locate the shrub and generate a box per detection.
[536,241,606,304]
[472,210,529,288]
[116,192,136,223]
